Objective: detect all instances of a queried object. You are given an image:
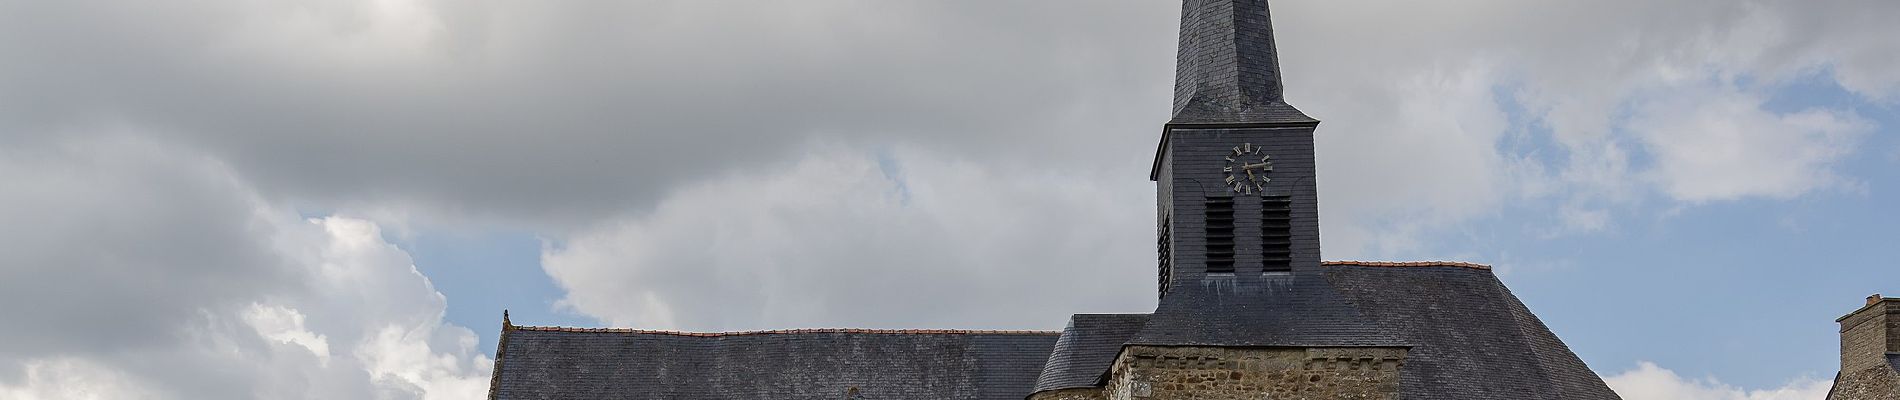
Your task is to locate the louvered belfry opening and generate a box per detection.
[1157,215,1174,297]
[1203,197,1237,274]
[1261,195,1293,274]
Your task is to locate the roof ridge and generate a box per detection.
[508,326,1061,336]
[1322,260,1492,270]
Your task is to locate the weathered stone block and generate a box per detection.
[1098,345,1405,400]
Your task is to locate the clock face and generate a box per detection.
[1222,143,1272,195]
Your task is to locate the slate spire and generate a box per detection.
[1170,0,1315,125]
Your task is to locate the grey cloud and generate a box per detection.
[0,138,295,366]
[0,0,1180,228]
[7,0,1887,243]
[534,0,1900,334]
[3,1,1898,395]
[0,137,486,399]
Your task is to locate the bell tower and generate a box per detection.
[1152,0,1319,299]
[1131,0,1393,349]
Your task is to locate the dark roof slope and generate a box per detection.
[1825,353,1900,400]
[1032,314,1150,393]
[490,327,1058,400]
[1125,269,1404,347]
[1022,262,1617,400]
[1323,262,1622,400]
[490,262,1616,400]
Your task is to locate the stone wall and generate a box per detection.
[1839,299,1897,372]
[1891,305,1900,358]
[1029,388,1105,400]
[1100,346,1404,400]
[1830,298,1900,399]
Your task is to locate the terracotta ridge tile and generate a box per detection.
[1321,260,1492,270]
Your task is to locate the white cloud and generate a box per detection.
[1270,0,1897,257]
[356,324,490,400]
[0,137,488,399]
[243,304,334,366]
[0,359,153,400]
[1309,60,1513,256]
[1631,85,1871,202]
[1606,362,1831,400]
[1553,205,1612,237]
[543,143,1155,331]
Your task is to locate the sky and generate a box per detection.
[1,0,1896,399]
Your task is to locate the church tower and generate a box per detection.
[1152,0,1319,299]
[1138,0,1391,346]
[1107,0,1412,397]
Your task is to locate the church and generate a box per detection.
[487,1,1623,399]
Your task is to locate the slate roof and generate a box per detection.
[1323,262,1622,399]
[491,263,1616,400]
[1125,269,1404,347]
[1169,0,1316,126]
[1030,314,1150,393]
[489,327,1057,400]
[1018,262,1620,400]
[1824,352,1900,399]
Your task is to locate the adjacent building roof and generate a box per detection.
[1824,352,1900,400]
[489,327,1057,400]
[493,262,1618,400]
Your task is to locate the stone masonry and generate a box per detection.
[1838,296,1898,372]
[1028,388,1104,400]
[1827,295,1900,400]
[1094,346,1405,400]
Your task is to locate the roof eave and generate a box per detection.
[486,311,514,400]
[1149,120,1322,181]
